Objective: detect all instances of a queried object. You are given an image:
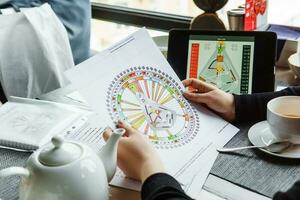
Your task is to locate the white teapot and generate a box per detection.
[0,128,125,200]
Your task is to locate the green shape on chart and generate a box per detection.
[167,87,175,95]
[168,134,176,141]
[117,94,122,104]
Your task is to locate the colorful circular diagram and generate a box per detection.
[106,66,200,149]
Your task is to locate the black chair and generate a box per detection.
[0,83,7,103]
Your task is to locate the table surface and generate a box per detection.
[275,66,300,87]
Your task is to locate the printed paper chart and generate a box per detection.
[106,66,200,149]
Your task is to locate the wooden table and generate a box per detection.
[110,187,140,200]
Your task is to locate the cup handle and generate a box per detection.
[0,167,30,178]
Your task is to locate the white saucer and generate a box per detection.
[248,121,300,159]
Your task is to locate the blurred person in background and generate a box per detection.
[0,0,91,65]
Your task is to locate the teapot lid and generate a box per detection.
[39,136,82,166]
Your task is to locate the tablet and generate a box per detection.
[167,29,277,94]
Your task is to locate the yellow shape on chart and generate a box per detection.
[131,115,145,129]
[128,83,138,93]
[215,63,224,74]
[159,94,173,105]
[156,87,166,103]
[127,112,144,120]
[179,102,185,108]
[149,134,159,141]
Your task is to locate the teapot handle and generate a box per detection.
[0,167,30,178]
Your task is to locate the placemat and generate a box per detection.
[0,149,30,200]
[210,122,300,198]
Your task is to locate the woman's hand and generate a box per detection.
[103,120,164,182]
[182,78,236,122]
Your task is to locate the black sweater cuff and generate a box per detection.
[234,87,300,123]
[141,173,192,200]
[273,181,300,200]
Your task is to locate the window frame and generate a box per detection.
[91,2,193,31]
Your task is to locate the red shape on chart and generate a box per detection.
[189,43,200,79]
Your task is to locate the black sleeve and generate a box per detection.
[234,86,300,123]
[141,173,193,200]
[273,181,300,200]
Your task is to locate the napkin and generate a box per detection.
[0,3,74,99]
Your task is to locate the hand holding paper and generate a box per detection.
[103,120,165,182]
[183,78,236,122]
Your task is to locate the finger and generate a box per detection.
[182,78,215,92]
[182,78,202,88]
[117,120,138,136]
[103,128,113,141]
[183,92,212,104]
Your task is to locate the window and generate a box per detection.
[91,0,245,28]
[92,0,300,27]
[92,0,200,17]
[90,1,300,51]
[268,0,300,27]
[91,19,167,51]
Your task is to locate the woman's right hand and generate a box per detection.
[182,78,236,122]
[103,120,165,182]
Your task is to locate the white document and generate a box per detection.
[63,113,107,152]
[38,84,91,110]
[183,123,239,198]
[65,29,239,190]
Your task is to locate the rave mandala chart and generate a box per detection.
[106,66,200,149]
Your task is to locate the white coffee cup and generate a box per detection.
[267,96,300,143]
[288,52,300,79]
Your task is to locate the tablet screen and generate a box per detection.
[186,35,255,94]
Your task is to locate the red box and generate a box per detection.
[245,0,268,31]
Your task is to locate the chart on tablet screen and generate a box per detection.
[187,35,255,94]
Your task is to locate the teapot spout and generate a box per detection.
[98,128,125,182]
